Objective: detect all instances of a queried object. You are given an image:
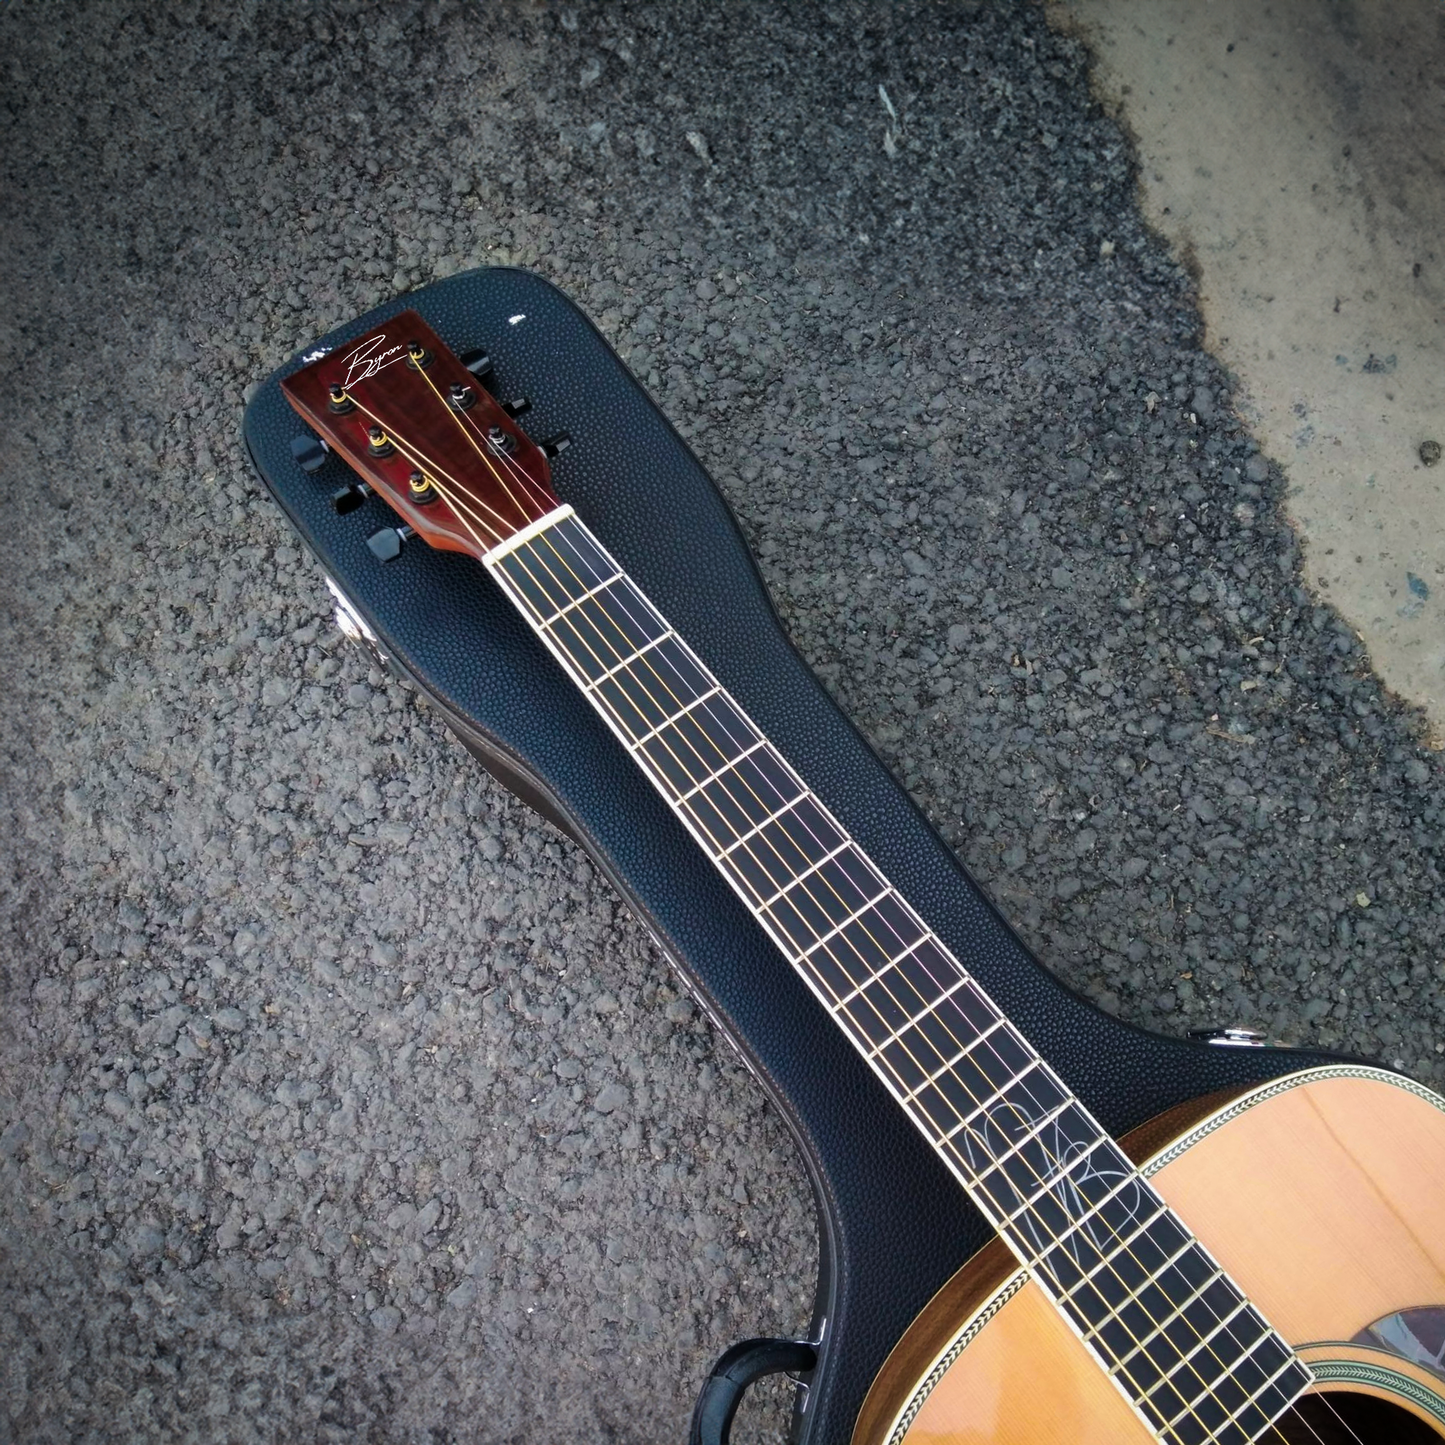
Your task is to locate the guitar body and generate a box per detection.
[244,266,1433,1443]
[859,1067,1445,1444]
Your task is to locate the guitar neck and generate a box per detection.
[483,505,1309,1445]
[489,508,1052,1169]
[276,306,1317,1445]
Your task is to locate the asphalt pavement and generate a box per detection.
[1,3,1441,1442]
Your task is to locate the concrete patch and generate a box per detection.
[1056,0,1445,739]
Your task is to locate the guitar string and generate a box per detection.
[429,479,1326,1445]
[437,478,1320,1445]
[355,377,1322,1445]
[363,424,1309,1445]
[332,363,1323,1444]
[339,395,517,544]
[446,406,1356,1445]
[336,382,1330,1445]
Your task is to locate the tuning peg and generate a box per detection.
[459,348,494,382]
[367,525,415,562]
[500,397,531,420]
[290,434,330,473]
[330,481,373,515]
[539,432,572,459]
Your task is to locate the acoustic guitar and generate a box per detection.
[248,271,1445,1445]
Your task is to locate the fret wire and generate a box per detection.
[849,971,965,1051]
[1159,1299,1259,1381]
[755,841,855,909]
[896,1015,1010,1102]
[986,1096,1076,1164]
[1164,1349,1301,1432]
[795,886,892,958]
[1235,1360,1313,1436]
[716,796,807,857]
[535,570,625,624]
[939,1058,1044,1139]
[828,933,936,1011]
[1099,1264,1227,1360]
[627,685,724,750]
[1001,1140,1128,1229]
[1055,1203,1175,1300]
[892,961,970,1028]
[674,739,771,801]
[485,516,1303,1438]
[579,629,676,688]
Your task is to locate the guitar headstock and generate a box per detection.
[281,310,560,561]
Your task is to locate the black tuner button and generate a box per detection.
[539,432,572,459]
[366,525,415,563]
[459,348,494,382]
[290,434,329,473]
[500,397,531,420]
[330,481,373,515]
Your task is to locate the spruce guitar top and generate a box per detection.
[248,271,1445,1445]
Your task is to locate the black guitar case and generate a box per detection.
[243,267,1353,1445]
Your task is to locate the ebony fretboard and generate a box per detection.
[484,507,1311,1444]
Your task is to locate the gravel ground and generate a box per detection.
[1,3,1442,1443]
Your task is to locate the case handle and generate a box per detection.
[689,1337,818,1445]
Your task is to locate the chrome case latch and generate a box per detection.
[1188,1026,1270,1048]
[325,575,410,683]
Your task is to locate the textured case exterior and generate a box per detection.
[243,268,1354,1445]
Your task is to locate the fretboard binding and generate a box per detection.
[897,1017,1010,1103]
[1159,1297,1258,1382]
[829,934,935,1012]
[717,796,807,858]
[676,739,770,801]
[1161,1350,1302,1433]
[582,630,675,687]
[798,886,893,959]
[861,976,975,1055]
[536,571,624,624]
[756,841,855,909]
[628,685,723,749]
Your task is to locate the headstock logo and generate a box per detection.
[341,334,407,390]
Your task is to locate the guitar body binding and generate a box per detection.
[858,1065,1445,1444]
[244,267,1380,1445]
